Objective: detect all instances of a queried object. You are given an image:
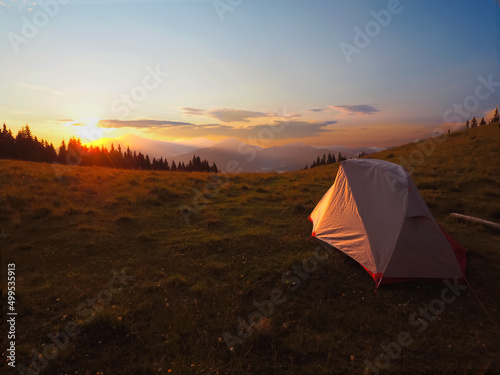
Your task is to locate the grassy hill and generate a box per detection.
[1,122,499,374]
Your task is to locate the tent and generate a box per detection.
[308,159,466,286]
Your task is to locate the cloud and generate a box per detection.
[182,107,273,122]
[182,107,206,116]
[329,105,380,115]
[96,119,194,128]
[208,108,269,122]
[238,120,337,140]
[18,82,63,96]
[95,118,234,136]
[309,108,325,112]
[284,113,302,120]
[89,118,336,139]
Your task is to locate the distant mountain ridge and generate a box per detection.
[89,134,383,172]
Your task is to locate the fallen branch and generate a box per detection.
[450,213,500,231]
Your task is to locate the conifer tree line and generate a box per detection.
[464,107,498,129]
[0,124,219,173]
[304,151,347,170]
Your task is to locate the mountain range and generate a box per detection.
[89,134,384,172]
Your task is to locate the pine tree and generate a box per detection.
[471,117,478,127]
[43,141,57,162]
[480,117,486,125]
[0,123,15,158]
[116,144,124,168]
[15,126,33,160]
[144,155,151,170]
[124,146,133,169]
[493,107,499,122]
[137,152,145,169]
[23,124,33,140]
[465,120,470,129]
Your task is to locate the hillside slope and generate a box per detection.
[368,122,500,222]
[1,122,499,374]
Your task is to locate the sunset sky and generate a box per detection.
[1,0,499,148]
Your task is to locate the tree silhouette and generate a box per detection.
[493,107,499,122]
[470,117,478,128]
[0,123,219,174]
[0,123,15,158]
[308,151,342,169]
[58,140,68,163]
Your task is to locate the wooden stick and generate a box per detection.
[450,213,500,231]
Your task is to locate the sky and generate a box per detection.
[0,0,499,148]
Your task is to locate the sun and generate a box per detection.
[69,117,108,145]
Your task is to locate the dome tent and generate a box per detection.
[308,159,466,286]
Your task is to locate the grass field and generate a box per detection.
[1,122,500,374]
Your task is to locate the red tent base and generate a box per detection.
[360,226,466,286]
[309,218,466,286]
[440,225,467,276]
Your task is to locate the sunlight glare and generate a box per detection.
[67,117,108,145]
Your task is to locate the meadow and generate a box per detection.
[1,122,499,374]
